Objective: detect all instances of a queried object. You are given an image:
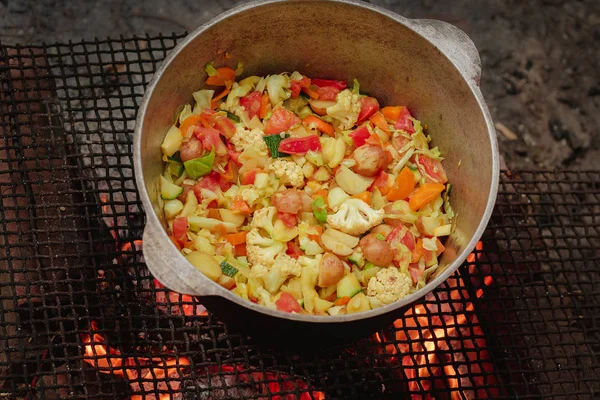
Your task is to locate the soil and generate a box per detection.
[1,0,598,170]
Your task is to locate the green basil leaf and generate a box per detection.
[183,149,215,179]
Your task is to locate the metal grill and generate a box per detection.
[0,34,598,399]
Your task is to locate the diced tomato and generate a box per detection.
[317,86,340,101]
[212,115,236,139]
[357,97,380,124]
[241,168,262,185]
[311,78,347,90]
[172,217,188,246]
[194,126,228,156]
[415,154,448,184]
[278,212,297,229]
[408,264,424,284]
[192,176,220,201]
[286,241,304,259]
[264,107,301,135]
[387,225,416,251]
[240,91,262,119]
[348,125,371,148]
[232,199,252,215]
[275,291,302,313]
[289,76,311,98]
[278,135,322,155]
[226,141,242,166]
[371,171,391,196]
[394,106,415,134]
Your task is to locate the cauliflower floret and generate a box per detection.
[230,126,268,153]
[254,285,277,309]
[326,89,362,130]
[268,159,305,188]
[327,198,384,235]
[246,228,286,266]
[250,254,302,293]
[250,206,277,233]
[367,267,412,305]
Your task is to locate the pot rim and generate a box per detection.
[134,0,500,323]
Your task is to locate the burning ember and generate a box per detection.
[81,322,324,399]
[373,241,501,399]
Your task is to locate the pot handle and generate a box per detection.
[407,19,482,87]
[142,217,221,297]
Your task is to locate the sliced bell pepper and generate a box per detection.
[302,115,335,136]
[290,76,311,98]
[286,241,304,259]
[348,125,370,147]
[386,167,415,201]
[179,115,202,137]
[317,86,340,101]
[369,111,390,135]
[381,106,402,122]
[334,296,351,306]
[240,168,262,185]
[302,85,320,99]
[311,78,347,90]
[371,171,391,196]
[409,183,445,211]
[353,191,371,205]
[259,92,271,119]
[278,135,322,155]
[211,86,231,109]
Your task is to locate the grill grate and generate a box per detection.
[0,34,599,399]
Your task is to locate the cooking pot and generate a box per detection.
[134,0,499,340]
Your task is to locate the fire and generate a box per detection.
[81,321,323,399]
[373,241,500,398]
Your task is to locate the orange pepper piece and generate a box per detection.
[207,209,221,219]
[353,191,371,205]
[409,183,446,211]
[224,231,248,246]
[259,92,271,119]
[411,238,424,263]
[369,111,390,135]
[234,243,247,257]
[381,106,402,122]
[307,226,323,242]
[303,115,335,136]
[334,296,351,306]
[303,85,320,99]
[436,238,445,256]
[179,114,202,137]
[205,67,236,86]
[386,167,415,201]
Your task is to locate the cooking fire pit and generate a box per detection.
[1,34,599,399]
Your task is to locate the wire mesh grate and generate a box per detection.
[0,35,599,399]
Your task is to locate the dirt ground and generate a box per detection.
[1,0,598,170]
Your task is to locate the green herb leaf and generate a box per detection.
[220,261,239,277]
[363,261,376,270]
[183,148,215,179]
[205,62,218,77]
[376,234,385,241]
[225,111,240,123]
[263,134,290,158]
[352,78,360,95]
[168,151,182,163]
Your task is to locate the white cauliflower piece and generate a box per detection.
[326,89,362,130]
[250,206,277,233]
[367,267,412,305]
[254,286,277,309]
[268,159,305,188]
[250,254,302,293]
[327,198,384,235]
[246,228,286,266]
[230,126,268,153]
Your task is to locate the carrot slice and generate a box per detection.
[409,183,445,211]
[179,115,202,137]
[207,209,221,219]
[259,92,270,119]
[369,111,390,135]
[224,231,248,246]
[303,115,335,136]
[334,296,351,306]
[381,106,402,122]
[211,86,231,109]
[386,167,415,201]
[205,67,236,86]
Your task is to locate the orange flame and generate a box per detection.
[373,241,500,398]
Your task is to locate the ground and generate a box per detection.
[1,0,598,170]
